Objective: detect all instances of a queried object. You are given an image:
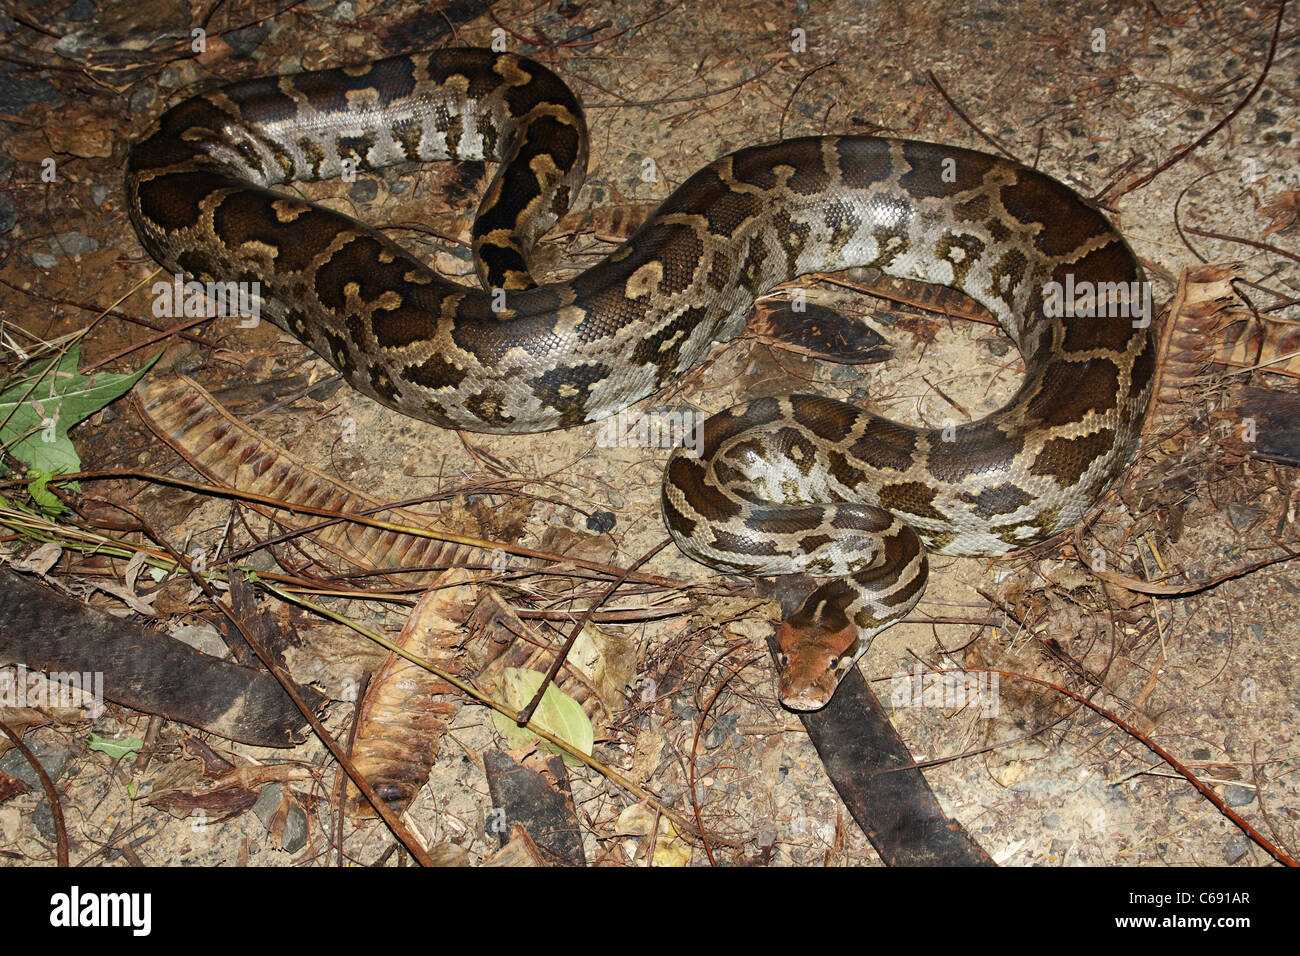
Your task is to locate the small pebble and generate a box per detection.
[129,86,156,111]
[1221,784,1255,808]
[52,231,98,256]
[0,194,16,234]
[586,510,616,533]
[1222,835,1251,863]
[65,0,96,21]
[348,179,378,203]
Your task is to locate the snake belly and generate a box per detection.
[125,49,1156,711]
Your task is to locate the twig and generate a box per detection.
[1109,0,1288,200]
[1185,226,1300,265]
[41,469,699,590]
[260,580,743,849]
[688,647,762,866]
[972,667,1296,866]
[0,276,215,351]
[926,71,1018,161]
[1076,523,1300,595]
[0,719,68,866]
[518,538,672,724]
[779,61,839,141]
[107,501,439,866]
[582,62,778,110]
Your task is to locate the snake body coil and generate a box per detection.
[126,49,1155,710]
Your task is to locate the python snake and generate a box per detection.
[125,49,1156,710]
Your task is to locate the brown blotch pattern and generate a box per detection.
[527,362,610,426]
[1029,429,1114,486]
[877,481,947,521]
[709,528,778,560]
[312,235,413,313]
[991,507,1061,548]
[323,329,358,380]
[743,505,827,535]
[368,364,402,405]
[700,188,764,236]
[634,306,709,379]
[898,141,998,198]
[833,137,895,190]
[987,247,1030,308]
[957,482,1035,519]
[661,484,696,538]
[922,528,960,553]
[401,352,468,391]
[790,394,859,444]
[847,418,919,472]
[932,232,986,285]
[1026,358,1120,427]
[731,138,828,193]
[826,448,870,491]
[336,134,379,170]
[770,208,811,272]
[927,421,1025,484]
[798,533,834,554]
[279,55,418,116]
[700,397,782,458]
[213,191,355,275]
[998,172,1107,258]
[1055,242,1144,353]
[706,250,732,291]
[1127,332,1157,398]
[738,234,770,292]
[827,505,894,535]
[134,170,233,233]
[464,387,515,427]
[774,427,819,477]
[667,457,739,523]
[823,200,863,255]
[126,130,202,176]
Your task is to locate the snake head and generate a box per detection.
[774,592,862,711]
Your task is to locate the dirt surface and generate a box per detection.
[0,0,1297,867]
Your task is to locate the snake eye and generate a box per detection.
[777,653,789,666]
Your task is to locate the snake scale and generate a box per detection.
[125,48,1155,710]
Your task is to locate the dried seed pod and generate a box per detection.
[345,569,476,821]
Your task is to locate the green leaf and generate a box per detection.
[26,470,64,515]
[489,667,594,767]
[88,734,144,761]
[0,490,37,517]
[0,345,160,481]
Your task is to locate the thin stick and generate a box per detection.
[518,538,672,724]
[926,71,1018,161]
[259,581,743,849]
[1110,0,1288,199]
[970,667,1297,866]
[43,469,698,590]
[109,502,439,866]
[0,719,69,866]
